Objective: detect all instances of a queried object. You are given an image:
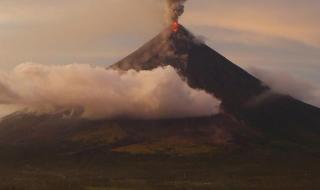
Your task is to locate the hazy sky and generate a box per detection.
[0,0,319,82]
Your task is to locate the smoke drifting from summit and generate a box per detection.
[0,63,220,119]
[166,0,187,23]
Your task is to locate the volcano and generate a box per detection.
[0,24,319,153]
[110,25,267,113]
[111,25,320,133]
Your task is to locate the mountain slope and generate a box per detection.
[0,111,260,155]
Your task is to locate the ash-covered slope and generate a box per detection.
[111,25,320,131]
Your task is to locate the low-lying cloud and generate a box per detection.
[249,67,320,108]
[0,63,220,119]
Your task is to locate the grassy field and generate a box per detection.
[0,146,319,190]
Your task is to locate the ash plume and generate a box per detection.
[0,63,220,119]
[166,0,187,23]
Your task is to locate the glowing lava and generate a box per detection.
[172,21,179,32]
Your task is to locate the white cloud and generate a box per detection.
[0,63,220,119]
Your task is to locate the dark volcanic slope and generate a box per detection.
[111,25,320,130]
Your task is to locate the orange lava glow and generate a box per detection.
[172,21,179,32]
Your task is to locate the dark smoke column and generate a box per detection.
[166,0,187,32]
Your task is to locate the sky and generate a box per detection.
[0,1,319,72]
[0,0,319,115]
